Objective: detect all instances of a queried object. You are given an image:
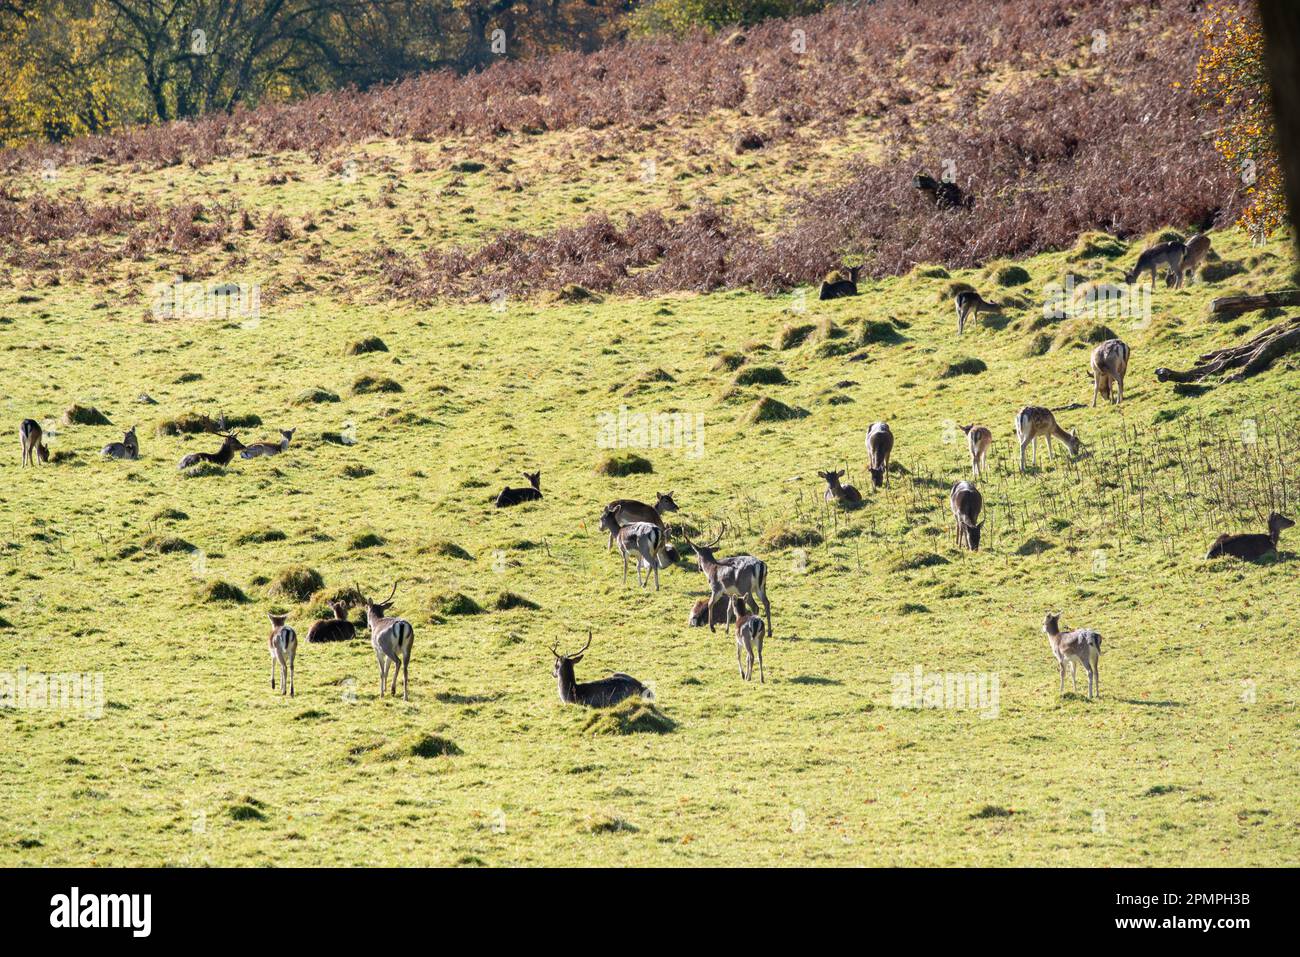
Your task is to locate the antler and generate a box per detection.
[353,582,367,604]
[547,638,561,659]
[702,521,726,549]
[574,631,593,657]
[381,581,399,604]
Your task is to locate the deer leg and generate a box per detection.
[391,657,400,696]
[757,636,765,683]
[1070,660,1078,692]
[707,591,722,633]
[652,557,660,591]
[736,641,744,679]
[1058,660,1065,694]
[747,646,755,682]
[725,598,734,636]
[289,656,295,697]
[270,656,276,689]
[621,551,629,587]
[403,652,410,701]
[759,588,772,640]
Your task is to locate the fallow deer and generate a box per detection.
[1205,512,1294,561]
[306,600,356,643]
[1124,240,1185,288]
[913,172,969,209]
[1042,611,1101,699]
[357,581,415,699]
[954,290,1000,335]
[241,428,295,459]
[688,597,728,628]
[267,612,297,697]
[731,597,766,683]
[817,469,862,506]
[1015,406,1081,472]
[600,492,679,548]
[866,421,893,488]
[101,426,139,460]
[495,471,542,507]
[683,524,773,639]
[178,432,245,469]
[549,633,652,707]
[959,424,991,478]
[949,480,984,551]
[19,419,48,466]
[818,265,863,300]
[1090,339,1130,406]
[1168,232,1211,288]
[615,521,671,590]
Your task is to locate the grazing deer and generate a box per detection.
[1090,339,1130,406]
[178,431,245,469]
[615,521,671,590]
[683,524,773,639]
[866,421,893,488]
[549,633,652,707]
[913,172,969,209]
[954,290,1000,335]
[731,597,766,683]
[1015,406,1080,472]
[688,597,728,628]
[1205,512,1294,561]
[1168,232,1211,287]
[495,470,542,507]
[267,613,297,697]
[600,492,679,548]
[959,424,991,478]
[357,581,415,699]
[949,480,984,551]
[241,428,295,459]
[19,419,48,466]
[817,469,862,506]
[306,600,356,643]
[1124,240,1185,288]
[818,264,862,300]
[1042,611,1101,699]
[101,426,139,460]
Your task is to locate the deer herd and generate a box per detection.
[13,231,1292,708]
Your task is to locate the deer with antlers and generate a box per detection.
[19,419,48,466]
[357,581,414,699]
[683,523,773,639]
[959,424,991,478]
[549,633,652,707]
[267,612,297,697]
[178,431,245,469]
[1014,406,1081,472]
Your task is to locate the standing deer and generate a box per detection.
[731,597,766,683]
[306,600,356,643]
[1015,407,1081,472]
[949,480,984,551]
[1090,339,1130,406]
[358,581,414,699]
[1124,240,1185,288]
[1042,611,1101,699]
[615,521,671,590]
[954,290,1000,335]
[866,421,893,488]
[1205,512,1294,561]
[19,419,48,466]
[817,469,862,506]
[683,524,773,639]
[178,431,245,469]
[1168,232,1212,287]
[267,613,297,697]
[549,633,652,707]
[495,471,542,507]
[818,264,862,300]
[101,426,139,460]
[959,424,991,478]
[241,428,295,459]
[600,492,679,548]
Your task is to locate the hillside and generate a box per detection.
[1,0,1299,867]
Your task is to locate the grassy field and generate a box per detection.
[1,200,1298,865]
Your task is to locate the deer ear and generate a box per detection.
[570,653,584,664]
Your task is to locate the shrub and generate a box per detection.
[938,356,987,378]
[759,522,823,549]
[493,591,540,611]
[744,396,808,424]
[994,264,1031,285]
[62,404,110,426]
[431,592,482,617]
[294,387,340,405]
[142,535,194,554]
[197,580,248,604]
[858,320,904,346]
[351,374,402,395]
[421,540,473,560]
[235,528,286,545]
[774,322,815,349]
[345,336,388,355]
[269,566,324,602]
[733,365,788,386]
[582,699,675,735]
[596,452,653,476]
[348,531,385,550]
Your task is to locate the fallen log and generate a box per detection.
[1208,289,1300,318]
[1154,316,1300,384]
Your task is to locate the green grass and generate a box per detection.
[2,153,1299,865]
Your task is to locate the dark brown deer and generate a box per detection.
[913,172,970,209]
[949,480,984,551]
[600,492,679,548]
[688,597,728,628]
[818,265,862,300]
[306,600,356,643]
[866,421,893,488]
[731,597,766,683]
[495,471,541,507]
[1123,240,1185,288]
[549,633,652,707]
[683,524,773,639]
[178,432,245,469]
[817,469,862,506]
[1205,513,1294,561]
[19,419,48,466]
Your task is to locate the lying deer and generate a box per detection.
[616,521,671,590]
[731,597,766,683]
[241,428,295,459]
[913,172,969,209]
[267,612,297,697]
[600,492,679,549]
[1014,406,1080,472]
[1042,611,1101,699]
[1124,240,1185,288]
[101,426,139,460]
[684,524,773,639]
[1090,339,1130,406]
[178,431,245,469]
[949,480,984,551]
[19,419,48,466]
[1168,232,1211,288]
[549,633,651,707]
[818,264,862,300]
[1205,512,1294,561]
[959,424,991,478]
[817,469,862,506]
[306,600,356,643]
[495,471,542,507]
[954,290,1000,335]
[358,581,414,699]
[688,597,728,628]
[866,421,893,488]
